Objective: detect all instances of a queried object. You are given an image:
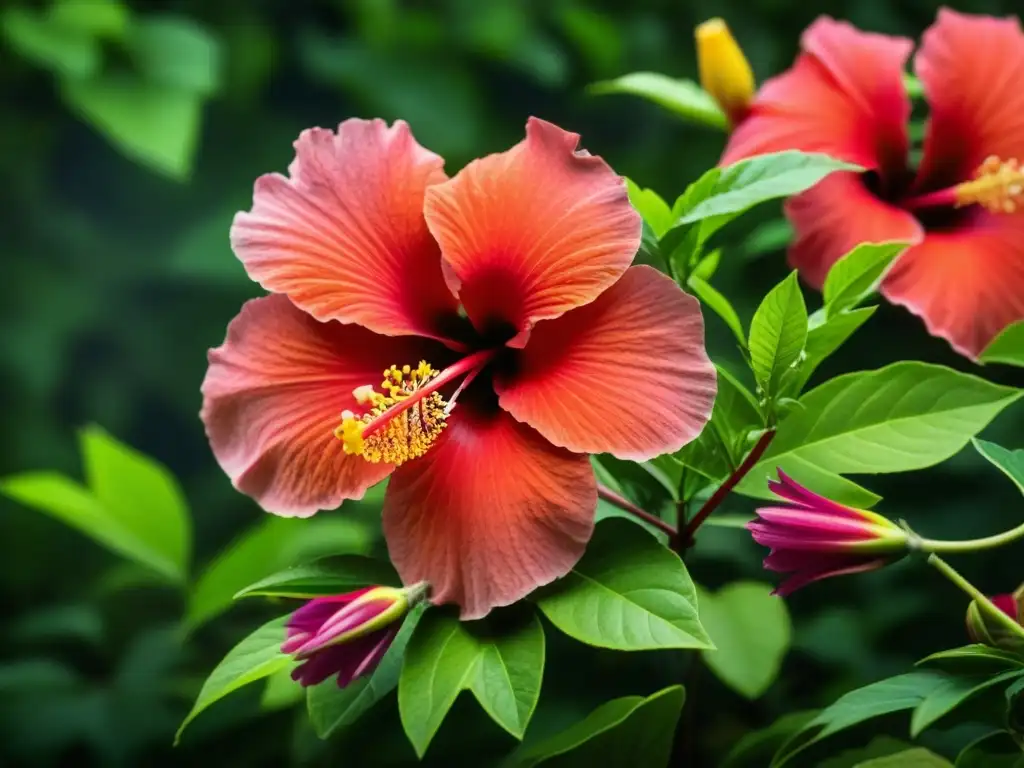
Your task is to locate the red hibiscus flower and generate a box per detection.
[201,117,716,619]
[721,9,1024,358]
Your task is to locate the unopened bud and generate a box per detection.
[696,18,755,127]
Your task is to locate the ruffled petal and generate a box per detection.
[785,173,923,289]
[495,266,715,460]
[423,117,640,345]
[231,119,461,341]
[381,389,596,620]
[723,17,912,174]
[881,214,1024,358]
[914,10,1024,192]
[201,295,449,517]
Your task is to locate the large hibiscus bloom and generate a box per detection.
[201,117,717,619]
[722,9,1024,358]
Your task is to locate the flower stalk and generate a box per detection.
[597,484,677,538]
[927,554,1024,643]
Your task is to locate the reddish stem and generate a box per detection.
[362,348,495,437]
[676,429,776,550]
[597,484,677,538]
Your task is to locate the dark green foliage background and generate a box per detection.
[2,0,1022,765]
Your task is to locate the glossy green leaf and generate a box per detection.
[625,178,674,238]
[509,685,685,767]
[748,272,808,396]
[689,275,746,347]
[589,72,726,128]
[918,644,1024,672]
[698,582,791,699]
[773,671,948,766]
[956,731,1024,767]
[535,519,711,651]
[980,321,1024,367]
[910,670,1023,737]
[691,249,721,282]
[723,711,818,768]
[738,362,1022,502]
[127,15,222,95]
[79,425,190,583]
[973,438,1024,496]
[260,666,302,711]
[789,307,877,393]
[399,608,545,757]
[308,604,424,738]
[49,0,128,39]
[235,556,400,601]
[822,242,908,315]
[677,151,860,230]
[175,616,290,743]
[1,7,99,78]
[856,749,952,767]
[62,74,201,180]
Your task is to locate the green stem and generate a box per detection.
[917,521,1024,554]
[927,554,1024,641]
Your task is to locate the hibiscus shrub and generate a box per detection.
[4,6,1024,768]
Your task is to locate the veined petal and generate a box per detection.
[785,173,923,288]
[495,267,716,460]
[200,295,448,517]
[231,119,461,341]
[382,388,596,620]
[723,17,912,174]
[914,10,1024,192]
[423,117,640,345]
[881,214,1024,358]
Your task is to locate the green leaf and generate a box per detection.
[956,731,1024,767]
[822,242,908,315]
[625,178,674,239]
[789,307,876,394]
[535,519,711,651]
[79,425,190,583]
[773,671,949,766]
[399,608,545,757]
[508,686,685,767]
[918,644,1024,673]
[980,321,1024,367]
[910,670,1024,737]
[260,666,302,711]
[308,604,424,738]
[688,275,746,347]
[677,151,860,230]
[698,582,791,699]
[589,72,726,129]
[738,362,1023,502]
[126,15,222,95]
[973,438,1024,496]
[50,0,128,39]
[175,616,290,743]
[723,711,818,768]
[61,74,201,180]
[235,556,400,601]
[856,749,952,767]
[1,7,99,79]
[748,272,808,397]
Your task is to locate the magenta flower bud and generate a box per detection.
[282,582,428,688]
[748,470,909,596]
[966,587,1024,649]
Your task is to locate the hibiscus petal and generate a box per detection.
[423,117,640,345]
[382,389,596,620]
[914,10,1024,192]
[494,266,715,460]
[723,17,912,174]
[231,119,461,341]
[201,295,449,517]
[785,173,923,289]
[881,213,1024,358]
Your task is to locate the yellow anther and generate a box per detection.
[336,362,447,466]
[955,156,1024,214]
[696,18,755,126]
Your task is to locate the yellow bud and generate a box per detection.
[696,18,755,127]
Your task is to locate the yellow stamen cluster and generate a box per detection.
[334,362,447,466]
[955,156,1024,214]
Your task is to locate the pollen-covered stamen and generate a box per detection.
[333,349,496,466]
[954,156,1024,213]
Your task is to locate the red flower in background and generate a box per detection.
[722,10,1024,358]
[201,117,716,619]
